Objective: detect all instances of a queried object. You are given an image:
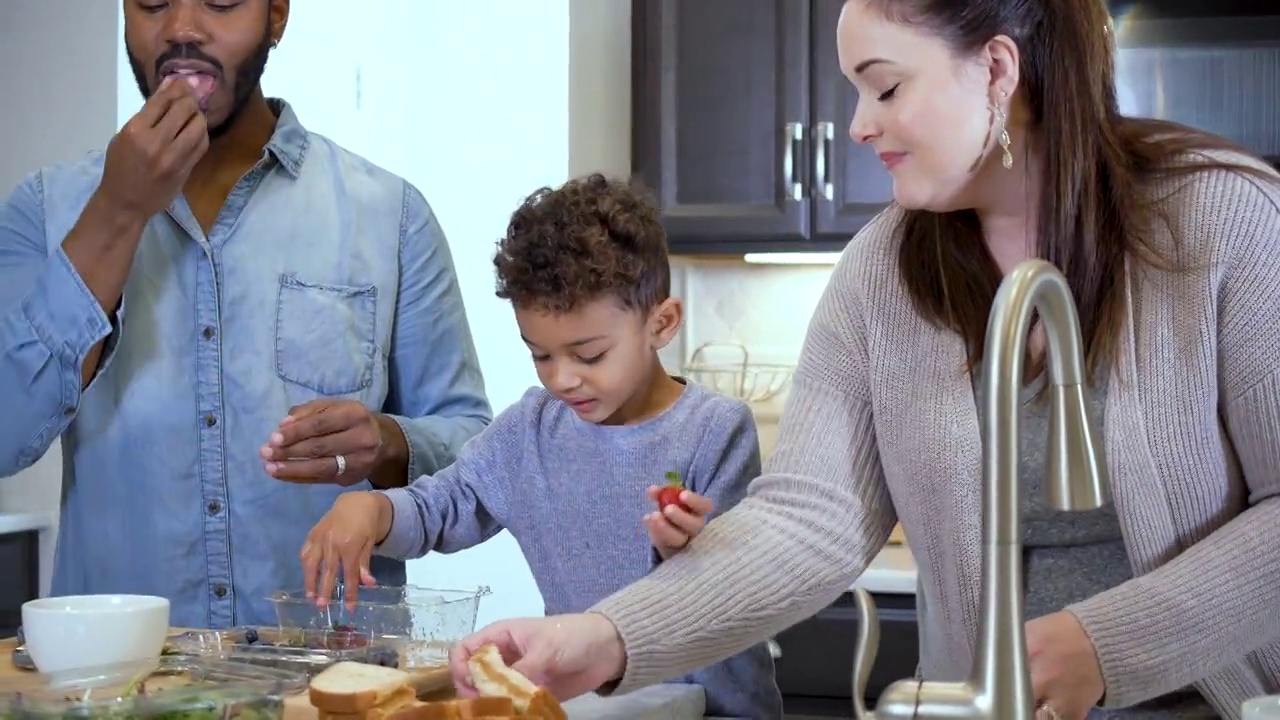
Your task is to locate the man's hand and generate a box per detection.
[261,400,408,487]
[98,76,209,222]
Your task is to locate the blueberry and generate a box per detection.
[372,649,399,667]
[243,628,260,644]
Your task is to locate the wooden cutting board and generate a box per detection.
[0,634,454,720]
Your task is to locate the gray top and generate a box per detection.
[376,381,781,719]
[973,367,1216,719]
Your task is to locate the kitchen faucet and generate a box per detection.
[850,259,1112,720]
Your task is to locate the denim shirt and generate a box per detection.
[0,100,492,628]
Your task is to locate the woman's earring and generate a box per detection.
[994,97,1014,170]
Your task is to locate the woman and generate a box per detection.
[450,1,1280,717]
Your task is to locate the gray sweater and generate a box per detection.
[376,382,781,718]
[590,155,1280,719]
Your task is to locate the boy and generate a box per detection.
[300,174,782,718]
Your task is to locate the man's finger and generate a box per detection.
[153,93,201,144]
[272,405,357,447]
[284,399,335,423]
[268,426,370,461]
[266,458,336,483]
[134,76,190,127]
[266,455,367,483]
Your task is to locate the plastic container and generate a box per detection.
[268,585,490,667]
[171,626,401,677]
[0,654,307,718]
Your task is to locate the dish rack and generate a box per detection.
[682,342,795,403]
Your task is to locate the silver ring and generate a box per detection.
[1036,703,1061,720]
[334,454,347,476]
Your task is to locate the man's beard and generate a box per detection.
[126,29,272,140]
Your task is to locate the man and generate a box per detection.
[0,0,492,628]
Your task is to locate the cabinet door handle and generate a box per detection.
[813,121,835,201]
[783,122,805,201]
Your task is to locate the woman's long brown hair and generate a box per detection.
[868,0,1276,377]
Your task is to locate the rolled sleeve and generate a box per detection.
[381,182,492,482]
[0,173,116,476]
[22,247,114,367]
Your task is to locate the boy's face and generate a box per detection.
[516,296,682,424]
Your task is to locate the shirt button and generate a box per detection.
[206,501,222,516]
[202,326,215,340]
[213,584,228,599]
[204,414,217,427]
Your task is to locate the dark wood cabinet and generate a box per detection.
[774,591,919,717]
[0,530,40,637]
[631,0,895,255]
[631,0,1280,257]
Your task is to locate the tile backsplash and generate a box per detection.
[660,257,835,374]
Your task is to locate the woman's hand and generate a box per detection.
[299,491,392,605]
[449,613,627,702]
[1027,610,1106,720]
[643,486,713,559]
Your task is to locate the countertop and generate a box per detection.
[0,635,706,719]
[852,544,918,595]
[0,634,448,720]
[0,512,53,535]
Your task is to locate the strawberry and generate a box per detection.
[657,471,691,513]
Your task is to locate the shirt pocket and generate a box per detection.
[274,274,378,398]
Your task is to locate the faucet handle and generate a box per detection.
[851,587,880,719]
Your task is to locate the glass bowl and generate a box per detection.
[267,584,490,667]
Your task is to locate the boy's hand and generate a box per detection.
[643,486,713,560]
[300,491,392,606]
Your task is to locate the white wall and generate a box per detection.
[0,0,121,596]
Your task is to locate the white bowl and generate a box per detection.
[21,594,170,675]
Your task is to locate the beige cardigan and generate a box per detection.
[592,157,1280,718]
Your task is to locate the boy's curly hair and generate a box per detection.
[494,173,670,314]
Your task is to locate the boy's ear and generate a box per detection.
[648,297,683,349]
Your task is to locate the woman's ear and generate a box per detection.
[984,34,1021,106]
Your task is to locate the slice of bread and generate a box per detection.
[466,644,567,720]
[384,696,516,719]
[310,661,416,714]
[317,687,419,720]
